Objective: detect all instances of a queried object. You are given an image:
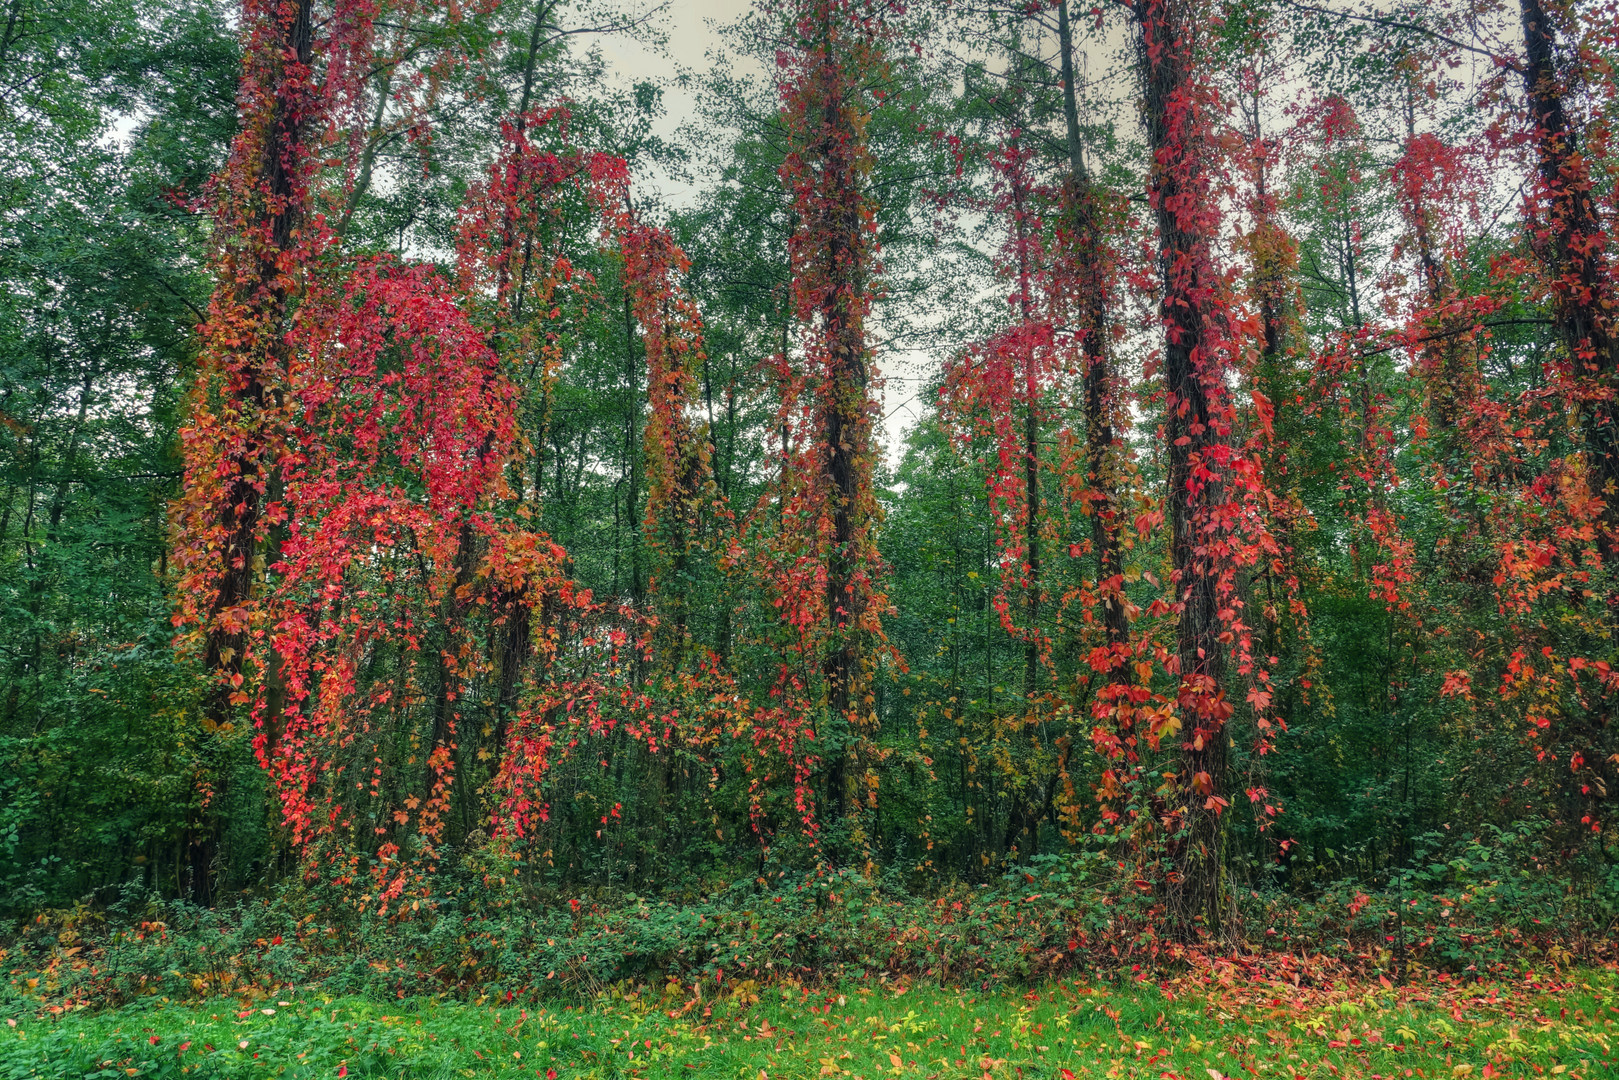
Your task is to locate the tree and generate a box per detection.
[0,0,240,910]
[762,0,894,837]
[1517,0,1619,549]
[1129,0,1275,935]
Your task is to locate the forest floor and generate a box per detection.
[0,968,1613,1079]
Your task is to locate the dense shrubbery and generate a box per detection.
[7,824,1612,1016]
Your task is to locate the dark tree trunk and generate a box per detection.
[1003,74,1043,698]
[797,11,876,824]
[203,0,311,730]
[1518,0,1619,550]
[1058,0,1127,650]
[1134,0,1232,937]
[189,0,314,905]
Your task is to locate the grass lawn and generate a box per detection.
[1,968,1613,1079]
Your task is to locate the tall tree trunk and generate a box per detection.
[335,35,399,239]
[1057,0,1127,650]
[1402,89,1465,434]
[784,4,883,825]
[179,0,316,905]
[1013,207,1041,699]
[200,0,313,733]
[1134,0,1232,937]
[1518,0,1619,550]
[622,221,713,669]
[623,287,644,605]
[1002,62,1043,699]
[1239,81,1304,665]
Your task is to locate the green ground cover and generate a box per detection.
[1,969,1613,1080]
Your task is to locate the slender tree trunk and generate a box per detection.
[1400,93,1465,434]
[623,288,644,604]
[1058,0,1127,649]
[624,223,714,668]
[1241,89,1303,663]
[336,41,399,239]
[1003,76,1043,698]
[517,0,557,120]
[45,358,99,536]
[17,354,99,705]
[1022,391,1041,693]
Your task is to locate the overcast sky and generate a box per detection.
[599,0,759,206]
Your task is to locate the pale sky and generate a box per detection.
[599,0,760,208]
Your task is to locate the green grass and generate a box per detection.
[1,970,1613,1079]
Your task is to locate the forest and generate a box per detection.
[2,0,1619,1038]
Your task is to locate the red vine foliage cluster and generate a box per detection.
[1130,0,1284,930]
[940,95,1058,677]
[173,7,673,905]
[617,217,724,667]
[157,0,1619,922]
[739,0,900,843]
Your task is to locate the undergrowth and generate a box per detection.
[3,838,1613,1017]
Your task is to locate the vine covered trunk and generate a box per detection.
[1058,0,1126,650]
[1518,0,1619,551]
[1135,0,1234,936]
[779,0,887,827]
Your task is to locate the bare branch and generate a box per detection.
[1277,0,1523,74]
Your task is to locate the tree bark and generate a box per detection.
[182,0,315,906]
[1134,0,1232,937]
[1058,0,1127,650]
[1518,0,1619,549]
[202,0,312,733]
[792,8,878,824]
[1002,65,1043,699]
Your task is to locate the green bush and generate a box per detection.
[6,823,1612,1018]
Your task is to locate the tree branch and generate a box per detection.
[1277,0,1523,74]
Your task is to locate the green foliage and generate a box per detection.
[2,0,1617,995]
[0,0,237,912]
[6,821,1612,1022]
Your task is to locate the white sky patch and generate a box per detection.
[599,0,759,210]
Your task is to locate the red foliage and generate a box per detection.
[248,258,545,909]
[1129,0,1285,925]
[174,12,647,903]
[172,0,377,724]
[739,0,900,834]
[939,105,1056,661]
